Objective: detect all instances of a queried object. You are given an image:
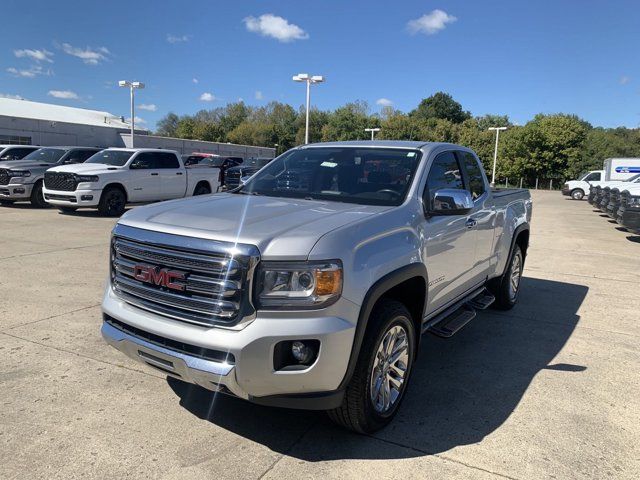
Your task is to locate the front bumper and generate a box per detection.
[561,186,570,196]
[617,206,640,232]
[101,285,359,409]
[43,187,102,207]
[0,182,33,200]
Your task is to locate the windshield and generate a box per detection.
[245,158,272,168]
[239,147,422,206]
[86,150,134,166]
[22,148,65,163]
[625,173,640,182]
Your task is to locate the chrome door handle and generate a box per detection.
[465,218,477,229]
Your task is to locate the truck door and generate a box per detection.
[127,152,163,202]
[157,152,186,199]
[456,150,496,282]
[423,151,481,314]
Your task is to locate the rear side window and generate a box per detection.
[425,151,464,209]
[157,152,180,169]
[458,151,486,199]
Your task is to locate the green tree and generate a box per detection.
[410,92,471,124]
[155,112,180,137]
[322,101,375,141]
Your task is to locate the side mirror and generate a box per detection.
[429,189,473,215]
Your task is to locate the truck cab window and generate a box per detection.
[157,152,180,169]
[425,151,464,209]
[458,151,486,200]
[584,172,601,182]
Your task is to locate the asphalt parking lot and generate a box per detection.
[1,190,638,480]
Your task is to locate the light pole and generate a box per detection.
[118,80,145,148]
[293,73,324,144]
[488,126,508,187]
[365,127,381,140]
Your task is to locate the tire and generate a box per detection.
[0,200,14,206]
[58,207,77,214]
[328,300,416,434]
[490,244,524,310]
[98,186,126,217]
[571,189,584,200]
[30,180,47,208]
[193,183,211,196]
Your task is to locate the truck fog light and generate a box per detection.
[292,341,314,363]
[273,339,320,370]
[13,187,25,194]
[81,195,94,201]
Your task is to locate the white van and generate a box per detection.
[562,170,604,200]
[562,157,640,200]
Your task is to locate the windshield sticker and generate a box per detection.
[320,161,338,168]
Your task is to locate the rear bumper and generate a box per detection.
[101,285,358,410]
[43,187,102,207]
[0,182,33,200]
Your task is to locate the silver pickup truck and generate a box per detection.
[102,141,532,433]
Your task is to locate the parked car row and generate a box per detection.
[0,146,271,216]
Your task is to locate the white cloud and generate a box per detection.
[408,9,457,35]
[243,14,309,42]
[376,98,393,107]
[126,116,146,125]
[138,103,157,112]
[6,65,52,78]
[14,48,53,63]
[61,43,111,65]
[167,34,191,44]
[48,90,79,100]
[199,92,215,102]
[192,78,199,84]
[620,75,631,85]
[0,93,26,100]
[255,90,263,100]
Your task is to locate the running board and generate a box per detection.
[427,306,476,338]
[423,288,495,338]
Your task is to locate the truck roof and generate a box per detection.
[300,140,461,150]
[102,147,179,154]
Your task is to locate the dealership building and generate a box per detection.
[0,97,275,159]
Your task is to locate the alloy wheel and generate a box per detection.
[370,325,409,414]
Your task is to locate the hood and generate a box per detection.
[0,159,56,171]
[118,193,390,259]
[48,163,121,174]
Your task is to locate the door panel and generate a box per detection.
[423,151,480,314]
[127,152,162,202]
[158,153,186,199]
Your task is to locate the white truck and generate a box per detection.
[562,158,640,200]
[43,148,220,216]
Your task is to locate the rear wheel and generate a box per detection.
[30,180,47,208]
[98,187,126,217]
[193,182,211,196]
[571,189,584,200]
[328,300,415,433]
[490,244,524,310]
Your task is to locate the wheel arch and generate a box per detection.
[102,182,128,202]
[337,263,428,391]
[193,180,211,195]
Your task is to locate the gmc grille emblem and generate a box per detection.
[133,264,186,292]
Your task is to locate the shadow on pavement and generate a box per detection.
[168,277,587,459]
[626,235,640,243]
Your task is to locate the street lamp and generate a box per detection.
[488,126,508,187]
[118,80,145,148]
[364,127,381,140]
[293,73,324,144]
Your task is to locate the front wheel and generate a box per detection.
[328,300,415,433]
[30,181,48,208]
[571,189,584,200]
[98,187,126,217]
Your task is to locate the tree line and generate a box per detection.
[156,92,640,182]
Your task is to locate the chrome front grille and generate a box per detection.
[0,169,9,185]
[110,225,259,327]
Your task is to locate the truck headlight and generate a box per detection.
[76,175,99,183]
[8,170,31,178]
[256,261,342,309]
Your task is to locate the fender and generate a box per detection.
[337,263,428,390]
[506,223,530,273]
